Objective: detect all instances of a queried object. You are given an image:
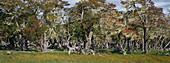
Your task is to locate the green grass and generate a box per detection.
[0,51,169,63]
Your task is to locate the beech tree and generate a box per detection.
[69,0,106,50]
[120,0,169,53]
[0,0,29,50]
[23,0,69,52]
[102,3,138,53]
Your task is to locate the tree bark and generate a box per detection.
[127,38,131,53]
[25,39,29,51]
[160,38,164,52]
[81,7,84,23]
[19,34,23,51]
[92,41,95,50]
[43,33,48,52]
[9,37,15,50]
[143,19,148,54]
[106,42,109,49]
[85,31,93,50]
[41,33,48,52]
[164,41,170,49]
[119,39,127,55]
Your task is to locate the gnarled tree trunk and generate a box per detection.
[85,31,93,50]
[41,33,48,53]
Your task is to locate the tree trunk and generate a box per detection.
[9,37,15,50]
[92,40,95,50]
[58,36,63,49]
[127,38,131,53]
[85,31,93,50]
[25,39,29,51]
[43,33,48,52]
[142,39,145,52]
[81,7,84,23]
[119,39,127,55]
[125,15,131,53]
[133,40,138,52]
[106,42,109,49]
[164,41,170,49]
[41,33,48,52]
[160,38,164,52]
[136,42,139,50]
[19,34,23,51]
[143,22,148,54]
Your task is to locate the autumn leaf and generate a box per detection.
[2,37,6,39]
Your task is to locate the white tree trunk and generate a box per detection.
[85,31,93,50]
[164,41,170,49]
[41,33,48,53]
[81,8,84,22]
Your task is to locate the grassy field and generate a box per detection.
[0,51,169,63]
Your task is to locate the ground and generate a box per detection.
[0,51,169,63]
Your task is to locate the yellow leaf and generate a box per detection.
[82,23,87,28]
[48,16,57,19]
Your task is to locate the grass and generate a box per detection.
[0,50,169,63]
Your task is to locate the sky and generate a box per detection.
[63,0,170,14]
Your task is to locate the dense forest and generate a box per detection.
[0,0,169,55]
